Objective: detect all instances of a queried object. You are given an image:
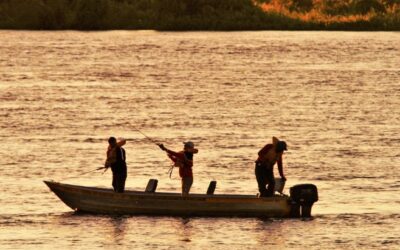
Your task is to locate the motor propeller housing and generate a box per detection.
[289,184,318,217]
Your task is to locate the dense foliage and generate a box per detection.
[0,0,399,30]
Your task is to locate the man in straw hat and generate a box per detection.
[159,141,198,195]
[255,137,287,197]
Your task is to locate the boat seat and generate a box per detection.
[206,181,217,195]
[145,179,158,193]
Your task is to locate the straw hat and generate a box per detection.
[273,137,287,152]
[183,141,198,154]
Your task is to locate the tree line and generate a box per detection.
[0,0,399,30]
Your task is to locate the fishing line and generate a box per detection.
[166,164,175,179]
[132,126,160,146]
[131,125,178,178]
[55,127,162,182]
[58,167,106,181]
[131,122,202,181]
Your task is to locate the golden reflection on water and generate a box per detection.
[0,30,399,249]
[108,216,128,245]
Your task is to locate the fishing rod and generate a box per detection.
[132,126,181,179]
[56,128,162,181]
[132,126,160,146]
[131,126,180,179]
[60,166,106,181]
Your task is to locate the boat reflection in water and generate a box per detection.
[44,179,318,218]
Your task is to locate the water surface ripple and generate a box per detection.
[0,31,399,249]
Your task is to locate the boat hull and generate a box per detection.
[44,181,293,217]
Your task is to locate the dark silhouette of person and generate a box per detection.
[158,141,198,195]
[105,137,127,193]
[255,137,287,197]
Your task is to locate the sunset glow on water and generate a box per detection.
[0,31,399,249]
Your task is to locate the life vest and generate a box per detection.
[105,145,126,167]
[167,151,193,178]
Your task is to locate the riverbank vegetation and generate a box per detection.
[0,0,399,30]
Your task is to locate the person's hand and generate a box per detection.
[281,176,287,182]
[158,143,166,151]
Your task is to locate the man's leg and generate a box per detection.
[265,168,275,197]
[112,165,127,193]
[255,163,267,197]
[111,169,117,192]
[181,177,193,195]
[118,166,127,193]
[114,173,125,193]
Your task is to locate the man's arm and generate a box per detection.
[105,147,116,168]
[277,155,286,181]
[158,144,181,157]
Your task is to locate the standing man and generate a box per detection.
[158,141,198,195]
[255,137,287,197]
[105,137,127,193]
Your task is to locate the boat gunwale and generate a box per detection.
[43,180,300,218]
[43,180,290,202]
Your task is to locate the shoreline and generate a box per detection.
[0,0,399,31]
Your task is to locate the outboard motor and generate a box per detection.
[289,184,318,218]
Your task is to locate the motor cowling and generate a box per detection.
[289,184,318,217]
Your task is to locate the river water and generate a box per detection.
[0,31,399,249]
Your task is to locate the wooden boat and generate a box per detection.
[44,179,318,218]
